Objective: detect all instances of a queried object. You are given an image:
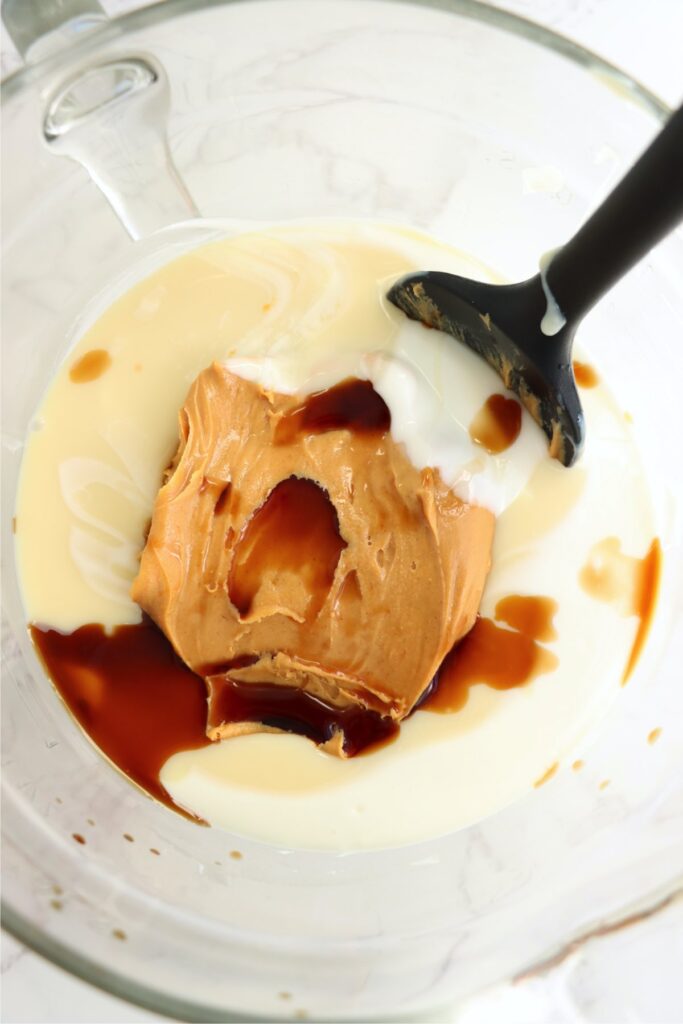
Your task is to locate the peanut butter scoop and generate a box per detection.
[132,366,494,755]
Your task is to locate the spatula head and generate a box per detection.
[387,271,585,467]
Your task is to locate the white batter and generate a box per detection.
[16,221,657,850]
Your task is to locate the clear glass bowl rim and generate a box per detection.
[1,1,672,1020]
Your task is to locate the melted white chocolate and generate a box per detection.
[16,221,658,849]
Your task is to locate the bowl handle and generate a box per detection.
[40,52,199,239]
[3,0,198,240]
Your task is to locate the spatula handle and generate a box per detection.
[545,104,683,326]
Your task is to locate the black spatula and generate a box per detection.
[388,104,683,466]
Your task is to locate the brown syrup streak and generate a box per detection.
[424,595,558,713]
[623,538,662,683]
[69,349,112,383]
[580,536,662,683]
[495,594,558,643]
[208,675,397,757]
[31,619,210,816]
[30,615,397,814]
[573,360,600,389]
[274,378,390,444]
[469,394,522,454]
[31,594,560,811]
[228,477,346,619]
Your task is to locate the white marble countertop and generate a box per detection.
[1,1,682,1021]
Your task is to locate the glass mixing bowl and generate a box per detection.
[2,2,682,1020]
